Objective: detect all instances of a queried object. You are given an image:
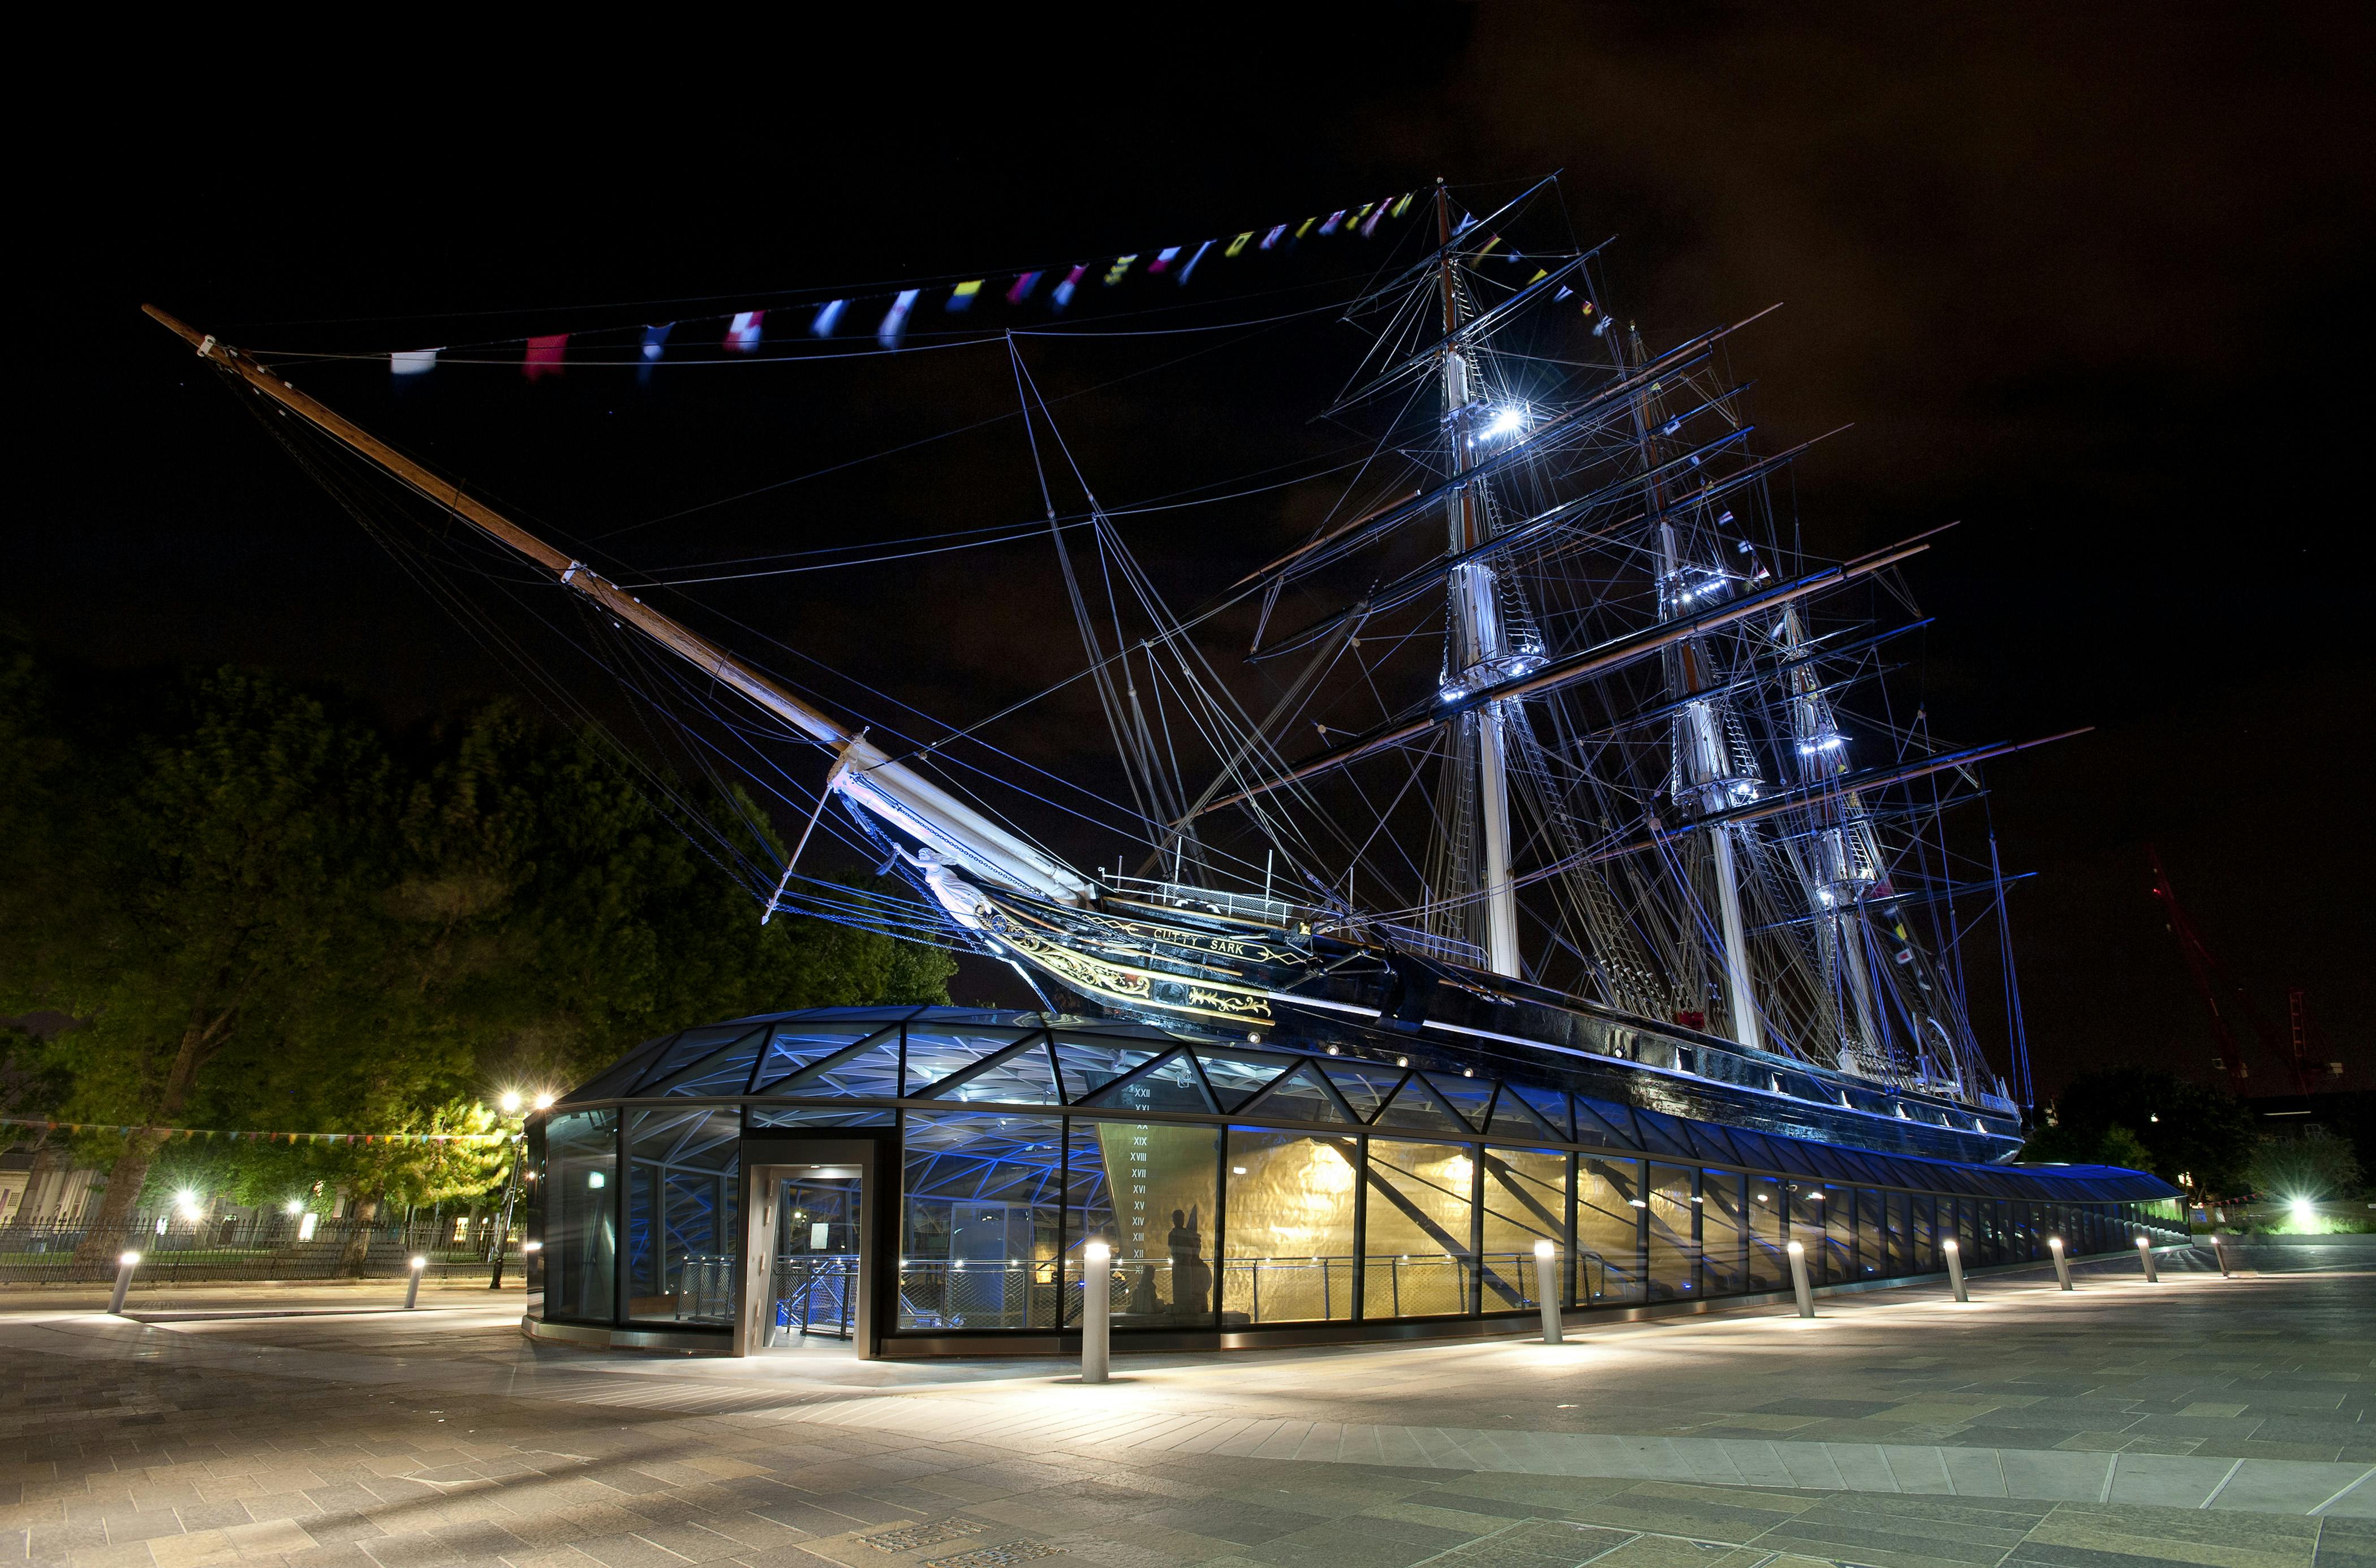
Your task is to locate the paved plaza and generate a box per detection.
[1,1254,2369,1568]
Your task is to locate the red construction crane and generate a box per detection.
[2147,847,2287,1095]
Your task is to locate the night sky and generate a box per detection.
[23,6,2371,1101]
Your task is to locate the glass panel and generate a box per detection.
[897,1112,1062,1330]
[1051,1037,1164,1102]
[1646,1164,1699,1301]
[1245,1063,1354,1124]
[1195,1050,1297,1113]
[1885,1192,1909,1276]
[1221,1128,1358,1324]
[1374,1076,1471,1135]
[1747,1173,1787,1291]
[544,1109,617,1323]
[1323,1062,1409,1121]
[1486,1085,1562,1142]
[1911,1192,1936,1272]
[746,1106,895,1128]
[1851,1188,1880,1280]
[1573,1097,1639,1150]
[790,1036,905,1099]
[1956,1195,1979,1263]
[1362,1139,1476,1319]
[1702,1169,1747,1295]
[1788,1182,1828,1283]
[1633,1110,1695,1160]
[627,1027,748,1095]
[1506,1083,1572,1140]
[1064,1118,1220,1327]
[1426,1074,1495,1131]
[654,1029,764,1097]
[625,1107,739,1324]
[1480,1147,1565,1313]
[1079,1053,1211,1113]
[905,1027,1036,1096]
[1578,1156,1645,1303]
[925,1039,1062,1106]
[750,1025,877,1093]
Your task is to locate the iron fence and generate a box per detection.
[0,1217,522,1284]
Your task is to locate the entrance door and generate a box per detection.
[739,1139,881,1359]
[763,1169,860,1344]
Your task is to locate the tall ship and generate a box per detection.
[147,180,2171,1356]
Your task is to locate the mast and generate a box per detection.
[144,305,1094,909]
[1623,322,1763,1053]
[1435,182,1522,978]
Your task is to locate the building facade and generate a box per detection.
[525,1007,2186,1358]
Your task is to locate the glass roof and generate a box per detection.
[554,1007,2181,1204]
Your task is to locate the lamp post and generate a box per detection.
[1533,1239,1561,1345]
[2134,1235,2159,1283]
[1943,1237,1969,1302]
[488,1126,528,1290]
[1081,1240,1111,1384]
[2049,1235,2073,1291]
[405,1255,427,1310]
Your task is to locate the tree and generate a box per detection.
[2248,1128,2364,1202]
[2020,1067,2259,1193]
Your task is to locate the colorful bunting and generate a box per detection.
[1006,270,1044,304]
[946,279,983,312]
[1052,264,1086,311]
[1148,245,1182,274]
[640,323,673,361]
[1226,231,1254,258]
[523,334,567,381]
[725,311,764,352]
[390,347,438,376]
[0,1114,516,1144]
[1103,253,1138,286]
[1261,224,1286,250]
[1177,238,1214,284]
[811,299,846,337]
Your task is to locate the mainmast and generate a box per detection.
[1435,182,1522,979]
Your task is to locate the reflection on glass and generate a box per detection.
[1826,1187,1856,1281]
[1222,1128,1357,1323]
[1578,1157,1645,1303]
[625,1106,739,1324]
[545,1109,617,1323]
[898,1112,1061,1329]
[1064,1119,1219,1326]
[1480,1147,1565,1311]
[1647,1163,1698,1300]
[1788,1182,1828,1285]
[1884,1191,1909,1276]
[1910,1191,1936,1273]
[1747,1173,1787,1291]
[1363,1139,1476,1318]
[1701,1169,1746,1295]
[766,1169,859,1343]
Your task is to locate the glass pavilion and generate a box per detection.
[525,1007,2185,1357]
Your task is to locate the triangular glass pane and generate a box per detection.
[1680,1118,1741,1165]
[657,1029,765,1097]
[1052,1038,1164,1102]
[1374,1074,1471,1135]
[1633,1108,1695,1160]
[749,1025,878,1094]
[1486,1087,1561,1142]
[926,1040,1063,1106]
[1241,1062,1353,1124]
[628,1026,752,1095]
[1079,1052,1210,1112]
[1194,1049,1295,1113]
[1424,1073,1494,1131]
[1321,1062,1407,1121]
[904,1027,1036,1095]
[784,1037,903,1100]
[569,1033,678,1103]
[1574,1097,1639,1151]
[1506,1083,1572,1140]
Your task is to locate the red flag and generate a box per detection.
[524,335,567,381]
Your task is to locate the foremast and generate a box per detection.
[1433,183,1524,979]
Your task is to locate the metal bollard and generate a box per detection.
[2210,1235,2230,1278]
[2050,1235,2073,1291]
[1943,1238,1969,1302]
[1786,1239,1814,1317]
[1533,1239,1562,1345]
[1080,1240,1110,1384]
[2134,1236,2159,1282]
[405,1256,427,1310]
[109,1251,141,1315]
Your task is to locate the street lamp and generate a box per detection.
[498,1091,523,1114]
